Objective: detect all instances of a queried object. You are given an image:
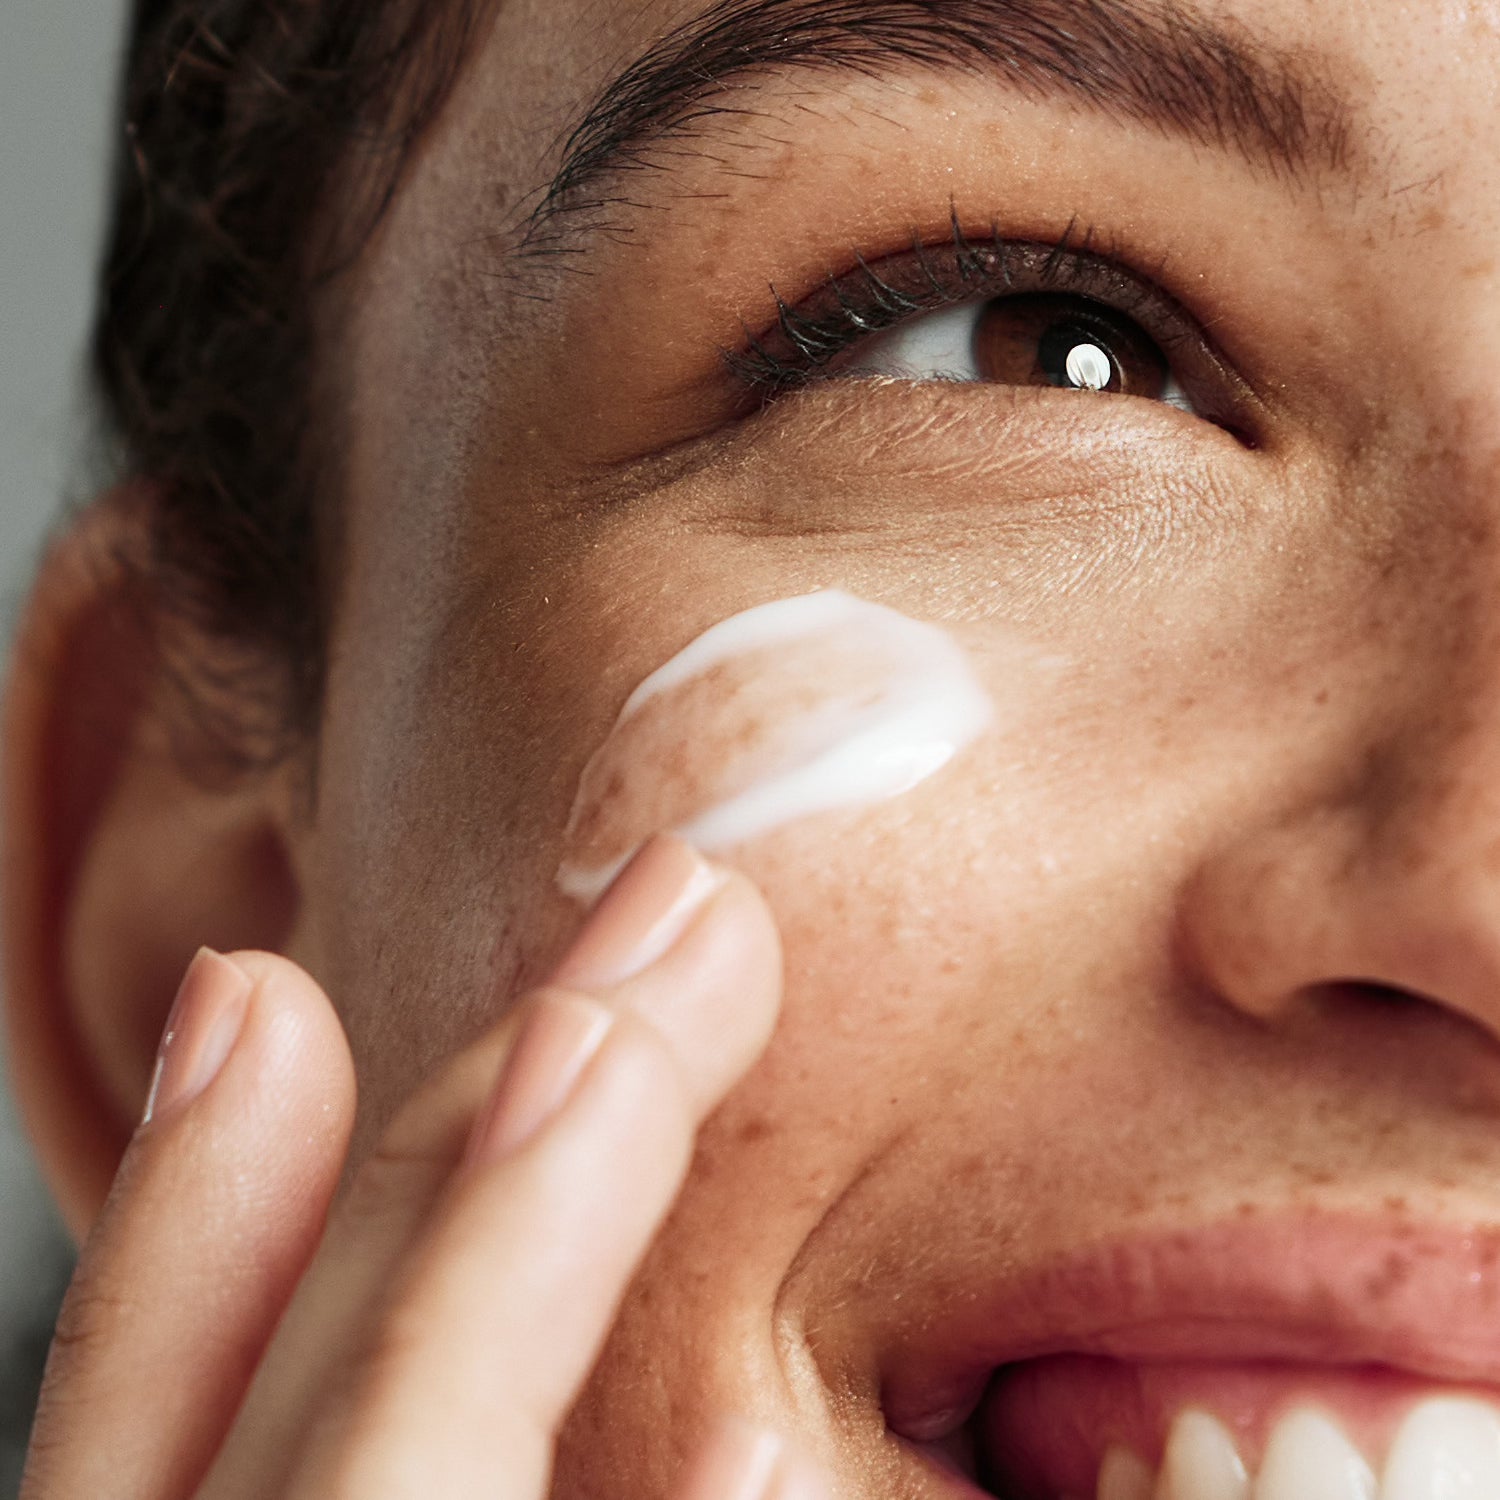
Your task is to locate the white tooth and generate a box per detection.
[1381,1398,1500,1500]
[1156,1410,1248,1500]
[1253,1409,1374,1500]
[1098,1445,1154,1500]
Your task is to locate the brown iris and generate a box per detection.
[973,292,1171,399]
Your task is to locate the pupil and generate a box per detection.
[1039,319,1117,391]
[1064,342,1113,391]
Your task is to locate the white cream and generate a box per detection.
[556,590,994,902]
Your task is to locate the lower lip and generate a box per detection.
[968,1354,1494,1498]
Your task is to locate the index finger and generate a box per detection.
[20,950,355,1500]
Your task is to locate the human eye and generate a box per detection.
[729,218,1252,438]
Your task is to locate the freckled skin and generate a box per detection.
[279,0,1500,1493]
[561,651,840,868]
[560,618,968,887]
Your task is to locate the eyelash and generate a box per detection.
[726,212,1254,438]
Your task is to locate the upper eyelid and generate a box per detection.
[730,228,1194,384]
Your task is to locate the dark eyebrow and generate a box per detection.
[522,0,1355,250]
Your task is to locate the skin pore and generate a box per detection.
[18,0,1500,1496]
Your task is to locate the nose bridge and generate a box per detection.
[1177,43,1500,1034]
[1329,424,1500,924]
[1182,424,1500,1029]
[1350,705,1500,947]
[1366,562,1500,873]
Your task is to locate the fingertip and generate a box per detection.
[191,947,357,1158]
[771,1444,837,1500]
[709,862,785,987]
[219,948,348,1048]
[553,834,730,991]
[141,947,254,1126]
[611,858,786,1114]
[674,1420,784,1500]
[674,1419,834,1500]
[218,946,325,1000]
[697,861,786,1042]
[32,947,357,1500]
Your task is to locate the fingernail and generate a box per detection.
[551,833,726,991]
[143,948,253,1125]
[675,1421,785,1500]
[467,993,614,1160]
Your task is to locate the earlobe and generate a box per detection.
[2,491,303,1238]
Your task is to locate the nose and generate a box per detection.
[1180,626,1500,1050]
[1177,240,1500,1045]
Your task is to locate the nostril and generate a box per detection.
[1176,813,1500,1043]
[1323,979,1433,1011]
[1284,978,1448,1031]
[1231,977,1434,1030]
[1298,977,1500,1060]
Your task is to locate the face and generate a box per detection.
[287,0,1500,1494]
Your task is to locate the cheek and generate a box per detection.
[555,591,1000,900]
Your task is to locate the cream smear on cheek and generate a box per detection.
[556,590,995,902]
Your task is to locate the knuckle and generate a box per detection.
[340,1135,448,1234]
[336,1035,514,1231]
[46,1282,142,1365]
[323,1138,460,1275]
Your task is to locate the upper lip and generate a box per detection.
[879,1211,1500,1437]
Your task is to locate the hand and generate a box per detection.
[19,835,824,1500]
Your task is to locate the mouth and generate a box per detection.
[878,1214,1500,1499]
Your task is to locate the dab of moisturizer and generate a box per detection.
[556,590,995,902]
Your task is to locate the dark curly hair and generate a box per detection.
[94,0,484,763]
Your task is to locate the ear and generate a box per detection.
[2,490,303,1239]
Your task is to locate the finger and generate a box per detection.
[672,1421,837,1500]
[277,841,782,1500]
[21,949,355,1500]
[208,835,775,1496]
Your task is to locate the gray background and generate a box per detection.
[2,0,131,1490]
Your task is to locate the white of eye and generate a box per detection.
[835,296,1196,413]
[839,300,978,381]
